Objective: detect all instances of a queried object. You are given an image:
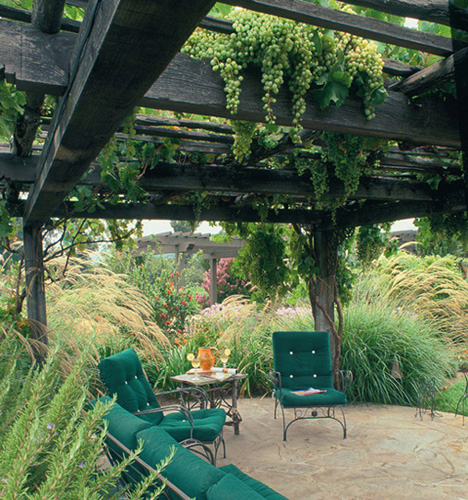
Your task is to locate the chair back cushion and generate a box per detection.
[272,331,333,390]
[98,348,163,425]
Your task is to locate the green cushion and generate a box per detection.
[275,387,347,408]
[98,348,163,425]
[219,464,289,500]
[159,408,226,442]
[136,426,225,500]
[91,396,152,450]
[273,331,333,390]
[91,396,153,485]
[206,474,268,500]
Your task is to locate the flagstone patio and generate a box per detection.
[220,398,468,500]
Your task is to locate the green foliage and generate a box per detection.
[341,300,457,406]
[238,228,291,301]
[198,257,252,307]
[183,8,385,153]
[0,337,166,499]
[0,80,26,140]
[105,248,200,335]
[415,214,468,256]
[356,223,397,266]
[434,378,468,416]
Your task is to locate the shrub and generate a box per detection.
[198,258,251,307]
[341,301,457,405]
[0,334,166,499]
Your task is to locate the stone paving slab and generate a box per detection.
[220,398,468,500]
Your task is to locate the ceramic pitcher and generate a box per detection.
[198,347,218,371]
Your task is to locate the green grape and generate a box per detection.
[182,8,385,156]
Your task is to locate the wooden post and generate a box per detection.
[312,229,337,366]
[210,257,217,305]
[23,222,48,362]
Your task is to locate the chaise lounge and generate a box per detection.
[95,396,289,500]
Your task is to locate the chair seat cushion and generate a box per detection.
[219,464,289,500]
[276,387,347,408]
[206,473,267,500]
[137,426,225,500]
[160,408,226,442]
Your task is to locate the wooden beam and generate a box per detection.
[143,54,461,148]
[324,183,466,229]
[389,47,468,96]
[0,18,74,94]
[2,20,458,147]
[51,201,324,224]
[222,0,455,56]
[342,0,468,31]
[0,4,80,33]
[23,221,48,360]
[32,0,66,34]
[22,0,216,224]
[0,152,451,203]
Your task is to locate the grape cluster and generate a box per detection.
[182,9,385,152]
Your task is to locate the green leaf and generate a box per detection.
[331,70,352,88]
[313,80,349,109]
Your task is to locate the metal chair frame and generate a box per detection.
[271,369,352,441]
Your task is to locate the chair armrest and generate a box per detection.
[156,386,210,407]
[333,370,353,392]
[270,370,282,397]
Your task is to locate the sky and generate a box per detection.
[142,218,416,236]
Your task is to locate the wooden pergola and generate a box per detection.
[0,0,467,351]
[137,232,244,305]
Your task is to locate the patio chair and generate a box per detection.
[98,348,226,463]
[271,331,352,441]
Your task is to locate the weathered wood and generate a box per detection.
[389,48,468,96]
[32,0,66,34]
[135,114,234,135]
[23,222,48,358]
[324,181,466,229]
[131,124,234,144]
[381,58,423,77]
[199,15,235,34]
[0,18,74,94]
[144,54,461,148]
[209,257,217,305]
[23,0,216,224]
[2,20,458,147]
[0,4,80,33]
[222,0,454,56]
[343,0,468,31]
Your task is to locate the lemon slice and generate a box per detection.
[186,353,195,361]
[224,348,231,356]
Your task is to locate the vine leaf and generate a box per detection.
[313,80,350,109]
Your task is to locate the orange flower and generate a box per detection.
[167,290,171,294]
[155,296,159,300]
[176,271,179,276]
[166,320,171,325]
[181,302,187,306]
[177,329,182,334]
[174,338,181,346]
[164,303,167,307]
[161,313,165,318]
[169,282,174,287]
[189,295,193,300]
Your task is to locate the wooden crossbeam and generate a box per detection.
[0,151,453,203]
[222,0,455,56]
[388,47,468,96]
[343,0,468,31]
[144,54,461,148]
[21,0,216,224]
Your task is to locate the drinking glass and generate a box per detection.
[220,348,231,371]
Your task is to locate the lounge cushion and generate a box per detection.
[273,331,334,390]
[98,348,163,425]
[137,426,225,500]
[276,387,347,408]
[206,473,267,500]
[159,408,226,442]
[91,396,152,450]
[219,464,289,500]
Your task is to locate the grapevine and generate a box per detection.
[182,9,386,154]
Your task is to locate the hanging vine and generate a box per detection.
[183,8,386,159]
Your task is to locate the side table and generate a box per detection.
[171,372,246,435]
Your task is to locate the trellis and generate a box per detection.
[0,0,467,354]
